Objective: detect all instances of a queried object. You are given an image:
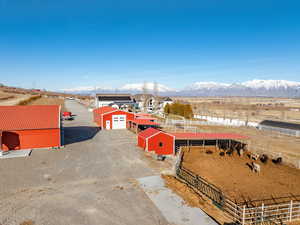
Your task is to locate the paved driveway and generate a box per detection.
[0,100,169,225]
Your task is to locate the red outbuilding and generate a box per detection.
[93,106,134,129]
[137,128,175,155]
[0,105,62,151]
[137,128,249,156]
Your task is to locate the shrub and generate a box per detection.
[18,95,41,105]
[164,102,193,119]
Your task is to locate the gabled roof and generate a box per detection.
[171,133,249,140]
[93,106,118,115]
[259,120,300,131]
[129,119,159,126]
[138,128,161,139]
[0,105,60,131]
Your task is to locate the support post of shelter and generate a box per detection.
[242,205,246,225]
[290,200,293,222]
[0,130,2,154]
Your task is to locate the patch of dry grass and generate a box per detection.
[19,220,35,225]
[0,91,15,101]
[28,97,66,111]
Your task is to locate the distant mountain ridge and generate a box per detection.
[182,80,300,97]
[62,80,300,97]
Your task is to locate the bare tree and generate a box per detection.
[142,81,149,112]
[153,81,158,97]
[142,81,148,95]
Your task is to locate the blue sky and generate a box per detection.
[0,0,300,90]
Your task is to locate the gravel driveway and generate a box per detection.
[0,100,169,225]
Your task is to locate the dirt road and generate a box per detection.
[0,100,169,225]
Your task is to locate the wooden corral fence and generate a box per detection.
[175,150,300,225]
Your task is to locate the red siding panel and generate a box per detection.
[137,136,146,150]
[148,132,175,155]
[2,129,60,150]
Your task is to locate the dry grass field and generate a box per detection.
[0,91,14,100]
[174,96,300,123]
[0,91,32,106]
[28,97,66,111]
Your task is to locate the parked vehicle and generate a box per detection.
[62,111,73,120]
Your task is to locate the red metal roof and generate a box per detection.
[138,128,161,139]
[129,119,160,126]
[170,132,249,140]
[93,106,118,115]
[0,105,60,131]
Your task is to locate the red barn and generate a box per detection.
[138,128,249,156]
[0,105,61,151]
[137,128,175,155]
[93,106,134,129]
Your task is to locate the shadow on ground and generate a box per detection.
[63,126,100,145]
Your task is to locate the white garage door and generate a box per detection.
[112,115,127,129]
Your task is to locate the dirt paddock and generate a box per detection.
[182,146,300,204]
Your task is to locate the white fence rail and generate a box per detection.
[240,200,300,224]
[166,118,258,127]
[194,115,259,127]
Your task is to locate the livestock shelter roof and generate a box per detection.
[93,106,118,115]
[171,132,249,140]
[0,105,60,131]
[138,128,161,139]
[259,120,300,131]
[128,119,160,126]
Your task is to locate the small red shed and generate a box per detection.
[137,128,175,155]
[0,105,61,150]
[93,106,134,129]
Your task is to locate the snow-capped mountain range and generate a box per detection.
[62,80,300,97]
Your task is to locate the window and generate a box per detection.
[159,142,163,147]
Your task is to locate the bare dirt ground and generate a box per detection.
[181,146,300,203]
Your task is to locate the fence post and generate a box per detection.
[290,200,293,222]
[242,205,246,225]
[261,203,264,222]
